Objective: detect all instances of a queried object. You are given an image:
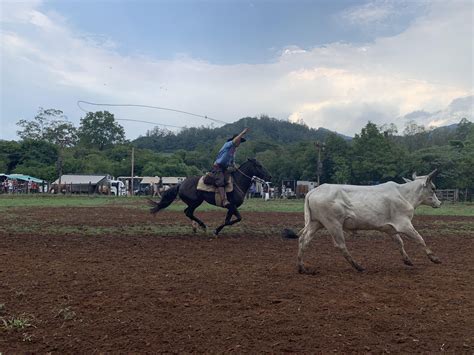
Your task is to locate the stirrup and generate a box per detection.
[222,199,231,208]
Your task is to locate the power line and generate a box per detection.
[76,100,229,126]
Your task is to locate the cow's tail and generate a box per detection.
[282,194,311,239]
[148,184,180,215]
[297,194,312,238]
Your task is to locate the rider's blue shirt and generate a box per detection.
[214,140,236,168]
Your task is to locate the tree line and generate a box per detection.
[1,108,473,192]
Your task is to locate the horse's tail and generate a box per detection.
[148,184,180,215]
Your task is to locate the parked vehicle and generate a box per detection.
[134,184,151,196]
[110,180,127,196]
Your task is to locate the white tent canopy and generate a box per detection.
[52,175,111,185]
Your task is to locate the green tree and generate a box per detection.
[0,140,21,173]
[12,140,58,180]
[352,122,407,184]
[379,123,398,137]
[332,156,351,184]
[323,133,351,184]
[406,147,458,188]
[455,117,472,141]
[402,120,432,151]
[79,111,125,150]
[456,121,474,192]
[16,108,77,146]
[44,120,78,147]
[142,161,163,176]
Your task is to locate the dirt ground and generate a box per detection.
[1,207,473,353]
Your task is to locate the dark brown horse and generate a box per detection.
[149,158,271,235]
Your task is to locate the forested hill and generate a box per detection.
[133,116,346,152]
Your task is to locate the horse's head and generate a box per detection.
[244,158,272,181]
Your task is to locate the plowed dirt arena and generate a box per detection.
[1,198,473,352]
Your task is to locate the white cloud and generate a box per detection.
[1,0,42,24]
[0,0,472,140]
[403,95,474,129]
[341,0,394,25]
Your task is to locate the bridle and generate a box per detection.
[233,165,267,196]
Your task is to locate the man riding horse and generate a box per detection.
[148,127,271,235]
[211,128,250,207]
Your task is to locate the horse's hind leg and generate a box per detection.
[214,208,242,236]
[184,204,207,232]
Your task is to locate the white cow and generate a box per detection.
[298,170,442,274]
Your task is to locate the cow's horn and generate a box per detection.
[402,177,412,183]
[427,169,439,181]
[412,172,417,180]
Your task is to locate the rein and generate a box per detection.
[233,166,264,196]
[233,182,246,195]
[236,167,254,181]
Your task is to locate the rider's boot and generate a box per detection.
[217,187,230,208]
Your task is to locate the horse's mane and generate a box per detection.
[237,158,258,170]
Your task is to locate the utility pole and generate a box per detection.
[315,141,325,186]
[56,138,66,194]
[130,147,135,196]
[57,152,63,194]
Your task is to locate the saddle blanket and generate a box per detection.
[196,175,233,193]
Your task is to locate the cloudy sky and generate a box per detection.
[1,0,473,140]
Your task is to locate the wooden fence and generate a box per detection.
[435,189,459,202]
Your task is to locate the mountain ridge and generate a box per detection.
[133,116,350,152]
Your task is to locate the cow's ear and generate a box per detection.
[402,177,412,183]
[412,172,417,180]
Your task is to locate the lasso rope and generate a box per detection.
[77,101,229,129]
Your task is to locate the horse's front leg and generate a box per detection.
[214,208,242,236]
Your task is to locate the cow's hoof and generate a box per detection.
[403,259,414,266]
[298,264,316,275]
[428,254,442,264]
[213,230,219,237]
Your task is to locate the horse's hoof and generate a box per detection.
[355,265,366,272]
[428,254,442,264]
[213,230,219,237]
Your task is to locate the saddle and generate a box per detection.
[197,174,233,193]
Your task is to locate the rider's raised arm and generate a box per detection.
[232,127,250,146]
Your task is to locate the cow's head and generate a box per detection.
[405,169,441,208]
